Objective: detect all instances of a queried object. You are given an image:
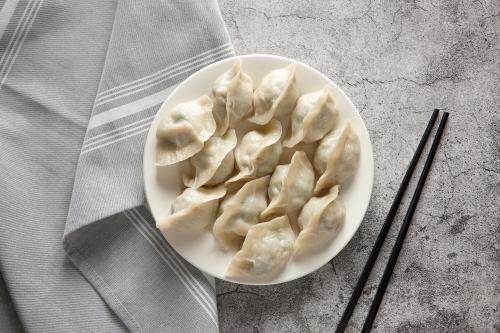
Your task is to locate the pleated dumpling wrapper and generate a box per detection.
[283,85,339,148]
[212,59,253,135]
[313,121,360,195]
[247,63,299,125]
[294,185,345,254]
[260,151,315,220]
[156,95,216,166]
[225,119,283,184]
[213,176,270,250]
[156,185,226,232]
[183,129,237,188]
[226,215,295,278]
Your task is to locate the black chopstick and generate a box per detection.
[335,109,440,333]
[361,112,449,332]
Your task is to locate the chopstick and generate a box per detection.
[361,112,449,332]
[334,109,440,333]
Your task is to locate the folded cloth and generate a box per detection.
[0,273,23,333]
[0,0,233,332]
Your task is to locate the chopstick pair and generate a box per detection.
[335,109,449,333]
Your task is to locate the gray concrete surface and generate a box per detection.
[216,0,500,332]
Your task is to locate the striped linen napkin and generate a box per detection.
[0,0,233,332]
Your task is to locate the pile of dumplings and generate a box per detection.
[155,59,361,279]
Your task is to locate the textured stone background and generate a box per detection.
[216,0,500,332]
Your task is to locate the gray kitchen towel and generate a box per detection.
[0,273,23,333]
[0,0,233,332]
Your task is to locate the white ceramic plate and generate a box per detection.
[143,54,374,285]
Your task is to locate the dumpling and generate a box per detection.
[294,186,345,254]
[156,185,226,231]
[225,119,283,184]
[247,63,299,125]
[313,121,360,195]
[156,95,216,166]
[183,129,237,188]
[283,85,339,148]
[212,59,253,135]
[213,176,270,250]
[260,151,315,220]
[226,215,295,278]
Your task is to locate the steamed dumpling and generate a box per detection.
[156,185,226,231]
[247,63,298,125]
[226,119,283,184]
[183,129,237,188]
[294,186,345,254]
[213,176,270,250]
[212,59,253,135]
[313,121,360,195]
[226,215,295,278]
[260,151,315,220]
[283,85,339,148]
[156,95,216,166]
